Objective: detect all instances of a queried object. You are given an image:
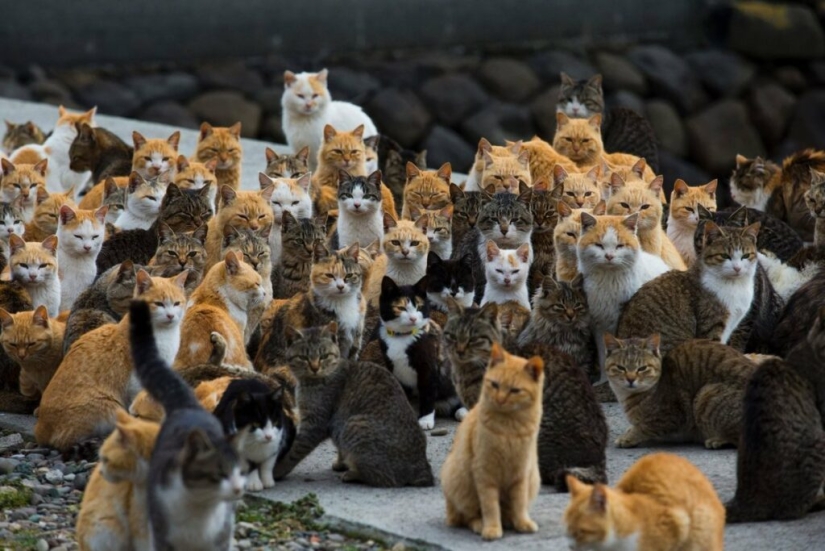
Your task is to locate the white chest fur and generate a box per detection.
[701,271,755,344]
[337,209,383,249]
[380,325,420,391]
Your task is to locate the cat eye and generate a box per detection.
[74,234,82,239]
[390,240,400,246]
[742,253,753,260]
[166,250,179,257]
[410,241,420,247]
[332,149,343,155]
[638,366,648,373]
[566,232,577,238]
[146,196,157,201]
[291,201,300,206]
[38,264,47,269]
[685,207,695,213]
[297,94,305,99]
[566,192,575,197]
[640,205,650,210]
[616,244,624,249]
[620,202,630,209]
[238,215,249,220]
[325,273,335,278]
[258,214,267,219]
[581,138,591,143]
[509,388,521,394]
[143,157,152,162]
[174,301,181,306]
[615,366,627,372]
[584,192,593,197]
[721,254,731,260]
[162,157,170,162]
[564,138,573,142]
[595,244,604,249]
[154,302,164,307]
[495,269,504,274]
[12,184,20,189]
[18,263,28,269]
[490,381,500,389]
[312,94,319,99]
[273,201,282,206]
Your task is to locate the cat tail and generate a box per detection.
[129,300,201,413]
[724,499,755,524]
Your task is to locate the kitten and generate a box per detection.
[173,155,218,210]
[204,185,274,270]
[378,136,426,211]
[449,183,492,249]
[264,146,309,179]
[25,187,76,242]
[382,217,430,286]
[260,172,312,266]
[3,120,46,154]
[333,170,384,249]
[148,223,209,295]
[1,158,48,222]
[57,205,108,311]
[9,234,61,317]
[605,334,756,448]
[128,300,245,551]
[281,69,378,172]
[413,206,453,262]
[481,241,531,310]
[115,171,166,230]
[727,310,825,522]
[212,379,294,492]
[553,113,603,168]
[554,165,601,210]
[426,252,474,314]
[35,271,187,451]
[666,178,718,265]
[441,343,543,541]
[520,275,598,383]
[0,305,65,403]
[577,212,670,369]
[564,453,725,551]
[377,276,456,429]
[130,130,180,184]
[195,122,243,190]
[68,122,133,185]
[401,162,452,220]
[0,201,25,262]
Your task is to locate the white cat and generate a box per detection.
[0,201,25,263]
[481,241,532,310]
[758,251,819,303]
[57,205,108,311]
[281,69,377,171]
[259,172,313,266]
[336,171,384,249]
[115,173,166,231]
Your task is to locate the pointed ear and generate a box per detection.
[580,212,597,233]
[610,173,625,192]
[517,179,530,195]
[285,326,303,347]
[184,428,213,457]
[406,161,421,180]
[648,176,664,194]
[323,124,337,142]
[541,274,560,291]
[313,240,330,261]
[449,183,464,203]
[728,205,749,226]
[589,485,608,513]
[58,105,67,117]
[224,250,242,275]
[703,221,724,246]
[556,112,570,127]
[228,122,242,139]
[344,242,360,261]
[560,72,576,86]
[31,305,50,328]
[485,240,500,261]
[489,342,505,366]
[673,179,689,198]
[0,158,16,177]
[566,474,588,497]
[36,186,49,205]
[199,122,214,141]
[588,73,603,89]
[553,164,568,187]
[84,106,97,121]
[38,235,58,257]
[264,147,277,164]
[258,172,274,190]
[8,234,26,256]
[484,184,497,195]
[477,137,492,156]
[588,114,602,129]
[383,212,397,232]
[517,150,530,169]
[439,204,454,220]
[33,159,48,177]
[478,301,499,326]
[622,213,639,232]
[704,179,718,196]
[603,333,621,353]
[0,308,13,329]
[646,334,661,357]
[586,165,601,181]
[57,204,76,226]
[696,203,714,221]
[94,205,109,225]
[556,200,573,218]
[631,158,646,178]
[592,200,607,216]
[351,125,365,140]
[524,356,544,382]
[436,162,452,183]
[742,221,761,242]
[367,170,383,190]
[571,273,584,290]
[220,185,236,207]
[132,131,147,150]
[167,131,181,150]
[413,275,429,297]
[135,269,153,295]
[158,223,176,243]
[103,177,118,198]
[176,155,190,173]
[283,70,297,87]
[735,154,748,168]
[295,146,310,164]
[128,171,144,194]
[173,270,189,289]
[516,243,531,263]
[381,275,399,297]
[338,169,353,186]
[412,209,426,228]
[444,296,463,316]
[295,172,312,192]
[532,178,549,192]
[192,224,208,245]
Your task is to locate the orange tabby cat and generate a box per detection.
[401,162,452,219]
[204,185,274,269]
[131,131,180,183]
[25,187,77,242]
[480,149,532,192]
[194,122,243,191]
[513,137,578,183]
[0,305,65,402]
[35,271,187,451]
[667,179,719,265]
[174,251,265,370]
[564,453,725,551]
[1,158,48,221]
[76,410,159,551]
[442,343,544,541]
[78,176,127,210]
[554,165,601,209]
[553,113,603,168]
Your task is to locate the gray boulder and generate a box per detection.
[139,101,201,130]
[420,74,489,127]
[748,81,796,149]
[528,51,596,84]
[422,126,475,174]
[594,52,648,95]
[686,100,766,174]
[684,49,755,98]
[188,91,262,137]
[461,103,535,146]
[628,45,707,114]
[366,88,431,148]
[477,58,540,103]
[786,90,825,151]
[646,100,687,157]
[76,79,141,116]
[124,72,199,104]
[728,2,825,60]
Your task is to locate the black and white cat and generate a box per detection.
[425,252,475,312]
[212,379,296,492]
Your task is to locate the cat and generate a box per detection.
[274,322,434,486]
[78,176,127,222]
[377,135,426,211]
[147,223,209,295]
[173,156,218,210]
[8,234,61,317]
[519,275,598,384]
[1,158,48,222]
[666,178,718,265]
[730,150,825,242]
[480,150,533,196]
[260,172,312,266]
[522,181,565,294]
[212,379,294,492]
[11,106,96,194]
[401,162,452,220]
[266,214,323,299]
[57,205,108,311]
[605,334,756,449]
[75,409,159,551]
[376,276,456,429]
[0,200,25,262]
[617,221,762,356]
[204,185,274,270]
[3,120,46,154]
[264,146,309,179]
[115,172,166,231]
[35,271,187,451]
[255,243,365,369]
[425,252,475,315]
[564,453,724,551]
[68,122,133,185]
[412,205,453,261]
[195,122,243,191]
[726,309,825,523]
[0,279,36,415]
[441,342,543,541]
[554,165,601,210]
[553,201,604,282]
[557,73,605,118]
[381,217,430,286]
[0,305,65,404]
[281,69,378,172]
[333,170,385,249]
[464,138,518,192]
[25,186,76,242]
[175,251,266,369]
[96,183,213,275]
[553,113,603,168]
[130,130,180,184]
[364,135,380,173]
[128,299,245,551]
[481,241,531,310]
[772,267,825,355]
[449,183,492,250]
[517,137,579,183]
[219,226,273,314]
[805,168,825,246]
[576,212,670,368]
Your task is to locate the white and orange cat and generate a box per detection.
[8,234,61,317]
[174,155,218,209]
[58,205,108,310]
[260,172,313,265]
[1,158,48,222]
[131,131,180,184]
[481,241,532,310]
[115,172,166,231]
[667,179,719,265]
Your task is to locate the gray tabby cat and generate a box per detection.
[274,323,434,487]
[449,184,492,251]
[147,224,208,294]
[264,146,309,179]
[271,212,326,299]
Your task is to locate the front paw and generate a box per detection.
[260,472,275,489]
[455,407,468,421]
[418,412,435,430]
[513,517,538,533]
[704,437,730,449]
[246,472,263,492]
[481,524,503,541]
[615,430,642,448]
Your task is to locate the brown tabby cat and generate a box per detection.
[195,122,243,191]
[401,162,452,220]
[271,213,326,299]
[3,121,46,153]
[265,146,310,179]
[441,343,544,541]
[147,223,208,295]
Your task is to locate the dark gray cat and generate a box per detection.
[271,213,326,299]
[449,184,492,251]
[274,322,434,487]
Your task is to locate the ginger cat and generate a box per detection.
[25,186,77,242]
[553,113,603,168]
[1,158,48,222]
[0,305,65,403]
[516,137,578,183]
[667,179,719,265]
[480,149,532,193]
[205,185,274,269]
[194,122,243,191]
[564,453,725,551]
[131,131,180,183]
[174,251,265,370]
[401,162,452,220]
[35,270,187,451]
[8,234,61,318]
[442,343,544,541]
[78,176,127,212]
[554,165,601,209]
[76,410,159,551]
[173,155,218,208]
[464,138,517,192]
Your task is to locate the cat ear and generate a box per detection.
[727,206,749,226]
[131,131,147,150]
[645,334,661,357]
[484,183,498,195]
[555,112,570,128]
[167,131,181,151]
[439,204,454,220]
[173,270,189,289]
[489,342,505,366]
[553,164,568,187]
[4,121,12,132]
[323,125,337,143]
[128,172,144,194]
[610,173,625,193]
[296,146,310,164]
[703,179,718,197]
[295,172,312,193]
[588,114,602,129]
[344,242,360,262]
[478,301,499,326]
[323,321,338,341]
[413,275,429,297]
[135,269,153,295]
[228,122,242,139]
[571,273,584,290]
[265,147,278,164]
[702,221,724,246]
[313,241,330,261]
[622,213,639,232]
[603,333,622,353]
[436,162,452,183]
[449,183,464,203]
[58,105,67,117]
[40,235,58,256]
[516,243,531,263]
[224,250,242,275]
[648,176,664,194]
[485,240,501,261]
[316,68,329,84]
[165,183,182,200]
[33,159,48,177]
[258,172,275,190]
[192,224,209,246]
[284,326,303,347]
[103,177,118,198]
[524,356,544,382]
[556,200,573,218]
[592,200,607,216]
[566,474,588,497]
[412,209,426,228]
[559,72,576,87]
[482,150,495,169]
[380,276,399,297]
[84,107,97,122]
[8,234,25,256]
[338,169,353,186]
[742,221,761,242]
[36,186,49,205]
[176,155,191,173]
[416,150,427,167]
[0,158,14,177]
[580,212,597,233]
[477,137,492,156]
[426,251,442,268]
[199,122,214,141]
[183,428,214,458]
[352,125,365,140]
[365,240,382,259]
[368,170,383,190]
[589,485,608,513]
[282,211,298,231]
[0,308,13,329]
[516,149,530,169]
[158,223,176,244]
[406,161,421,180]
[444,296,463,316]
[541,274,560,292]
[220,185,237,207]
[93,205,109,225]
[31,306,50,327]
[673,179,689,198]
[364,135,380,150]
[696,203,714,221]
[283,70,297,87]
[383,213,397,232]
[631,158,646,179]
[517,179,531,196]
[735,154,748,168]
[588,73,603,90]
[585,165,601,182]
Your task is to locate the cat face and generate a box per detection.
[68,122,100,172]
[0,201,24,241]
[282,70,331,116]
[221,227,272,276]
[101,178,126,224]
[196,123,242,171]
[279,212,325,261]
[557,73,605,118]
[404,163,452,212]
[730,154,775,207]
[481,342,543,413]
[443,301,500,363]
[265,146,309,179]
[0,158,47,210]
[319,125,365,173]
[426,252,475,311]
[413,206,452,251]
[221,251,266,309]
[382,219,429,264]
[3,120,45,153]
[157,183,214,234]
[177,427,245,501]
[260,172,312,225]
[0,306,53,363]
[669,179,718,228]
[284,322,341,379]
[480,150,531,192]
[564,478,614,548]
[604,334,662,393]
[556,166,601,209]
[134,270,188,328]
[125,172,165,221]
[57,205,107,257]
[338,170,383,216]
[450,184,492,237]
[108,261,139,316]
[32,187,77,234]
[311,244,363,298]
[152,224,208,279]
[701,221,760,280]
[524,182,565,234]
[9,234,58,285]
[606,177,663,232]
[484,241,530,290]
[804,170,825,218]
[98,410,159,484]
[476,191,534,248]
[553,113,603,164]
[379,276,429,333]
[217,186,275,235]
[132,131,180,182]
[224,384,288,452]
[577,213,640,271]
[174,156,218,202]
[533,275,589,330]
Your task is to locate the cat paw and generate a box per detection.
[469,518,484,534]
[260,473,276,489]
[418,412,435,430]
[246,478,264,492]
[455,407,468,421]
[341,470,361,483]
[614,433,641,448]
[481,525,503,541]
[704,437,730,450]
[513,518,538,534]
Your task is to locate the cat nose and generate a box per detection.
[336,282,345,290]
[83,244,92,251]
[353,202,361,209]
[28,274,37,281]
[166,313,175,320]
[264,433,273,442]
[605,253,615,261]
[733,265,742,273]
[249,222,260,230]
[504,278,511,285]
[402,249,410,256]
[409,315,418,323]
[576,199,584,206]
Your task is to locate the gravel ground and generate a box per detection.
[0,431,408,551]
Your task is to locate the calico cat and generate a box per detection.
[35,271,187,451]
[381,217,430,286]
[666,178,718,265]
[68,122,133,185]
[57,205,108,311]
[204,185,274,270]
[115,172,166,231]
[274,322,434,487]
[401,162,452,220]
[696,204,802,262]
[281,69,378,172]
[25,187,76,242]
[128,300,244,551]
[449,183,492,249]
[519,275,598,384]
[3,120,46,154]
[564,453,724,551]
[96,183,213,274]
[259,172,312,266]
[130,130,180,184]
[271,213,325,299]
[147,223,209,294]
[412,205,453,260]
[730,150,825,242]
[726,310,825,523]
[425,252,475,314]
[264,146,309,179]
[333,170,384,249]
[553,113,603,168]
[481,241,532,310]
[441,343,543,541]
[1,158,48,222]
[554,165,601,209]
[8,234,61,317]
[480,149,532,193]
[0,201,25,262]
[604,335,756,449]
[212,379,295,492]
[377,135,427,211]
[195,122,243,191]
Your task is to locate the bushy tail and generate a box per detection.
[782,148,825,185]
[129,300,200,414]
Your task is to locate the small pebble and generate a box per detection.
[35,539,48,551]
[430,428,449,437]
[44,469,64,483]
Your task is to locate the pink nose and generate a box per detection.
[353,203,361,209]
[605,254,615,261]
[264,434,273,442]
[84,245,92,251]
[733,266,741,273]
[337,283,345,290]
[504,278,511,285]
[409,316,418,323]
[28,275,36,281]
[166,313,174,320]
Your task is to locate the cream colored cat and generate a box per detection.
[8,234,61,317]
[667,179,719,265]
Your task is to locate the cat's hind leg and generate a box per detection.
[694,384,744,449]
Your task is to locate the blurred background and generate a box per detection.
[1,0,824,191]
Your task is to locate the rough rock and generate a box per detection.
[327,67,381,103]
[419,74,489,126]
[646,100,687,157]
[0,434,23,453]
[658,150,715,201]
[139,100,201,129]
[728,1,825,60]
[628,45,707,114]
[608,91,645,116]
[414,52,483,75]
[594,51,648,95]
[196,61,264,96]
[188,91,262,137]
[530,86,560,140]
[476,58,541,103]
[684,49,755,98]
[747,81,797,148]
[686,100,766,174]
[461,103,535,146]
[253,87,282,115]
[0,458,19,475]
[76,79,141,117]
[0,79,33,101]
[786,90,825,151]
[123,72,200,104]
[27,79,72,103]
[528,50,596,84]
[773,66,808,93]
[422,126,476,174]
[365,88,431,148]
